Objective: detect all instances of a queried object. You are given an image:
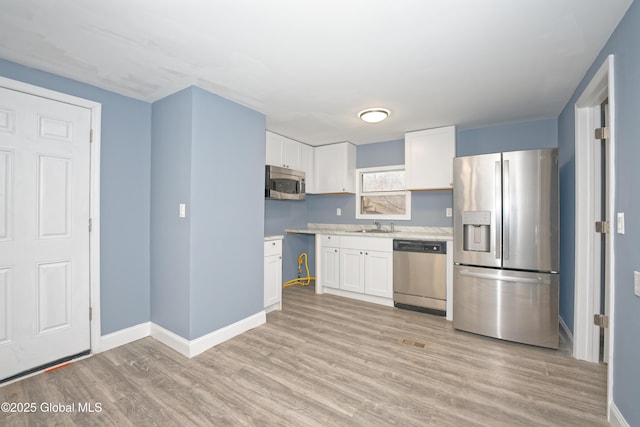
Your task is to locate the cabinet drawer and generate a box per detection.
[340,236,392,252]
[319,234,340,246]
[264,239,282,256]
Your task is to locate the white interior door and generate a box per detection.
[0,86,91,382]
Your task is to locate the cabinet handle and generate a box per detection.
[272,242,276,246]
[360,252,363,255]
[365,252,368,255]
[334,249,338,253]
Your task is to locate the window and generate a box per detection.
[356,165,411,220]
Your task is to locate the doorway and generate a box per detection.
[573,55,616,410]
[0,77,102,383]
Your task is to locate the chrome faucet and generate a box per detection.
[374,221,381,230]
[390,222,395,232]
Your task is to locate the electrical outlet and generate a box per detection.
[179,203,186,218]
[634,271,640,297]
[336,208,342,216]
[446,208,453,217]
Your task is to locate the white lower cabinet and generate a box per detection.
[340,248,365,293]
[264,239,282,312]
[363,250,393,298]
[319,235,340,289]
[319,235,393,302]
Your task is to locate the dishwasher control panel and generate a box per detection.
[393,240,446,254]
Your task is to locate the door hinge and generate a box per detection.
[594,314,609,328]
[89,218,92,232]
[595,220,609,234]
[594,127,609,140]
[89,307,93,321]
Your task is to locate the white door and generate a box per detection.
[0,87,91,381]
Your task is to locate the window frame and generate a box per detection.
[355,165,412,220]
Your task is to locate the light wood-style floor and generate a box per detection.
[1,285,608,426]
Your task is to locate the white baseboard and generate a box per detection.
[609,401,630,427]
[99,322,151,353]
[97,312,266,359]
[150,311,267,358]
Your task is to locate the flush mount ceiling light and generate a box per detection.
[358,108,390,123]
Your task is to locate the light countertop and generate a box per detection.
[264,235,284,241]
[285,223,453,241]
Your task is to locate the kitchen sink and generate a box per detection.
[349,229,394,234]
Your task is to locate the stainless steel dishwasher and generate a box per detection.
[393,240,447,316]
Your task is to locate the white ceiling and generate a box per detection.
[0,0,632,145]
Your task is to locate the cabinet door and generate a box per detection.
[321,246,340,289]
[264,254,282,310]
[314,144,344,193]
[313,142,356,193]
[281,137,299,169]
[405,126,456,190]
[298,143,314,193]
[266,131,282,166]
[341,248,365,293]
[364,250,393,298]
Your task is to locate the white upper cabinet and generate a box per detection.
[405,125,456,190]
[298,142,314,194]
[266,131,314,191]
[266,131,284,166]
[314,142,356,194]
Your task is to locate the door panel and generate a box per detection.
[453,153,502,268]
[38,155,71,238]
[0,87,91,381]
[502,149,559,271]
[37,261,71,333]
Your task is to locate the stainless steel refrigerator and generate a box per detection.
[452,148,559,349]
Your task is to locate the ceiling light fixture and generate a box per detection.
[358,108,390,123]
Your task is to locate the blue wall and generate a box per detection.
[0,58,152,336]
[189,87,265,339]
[151,87,265,340]
[150,88,193,338]
[457,118,558,156]
[558,2,640,423]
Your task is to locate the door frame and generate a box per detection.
[0,76,102,354]
[573,55,615,406]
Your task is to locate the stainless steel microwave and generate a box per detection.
[265,165,306,200]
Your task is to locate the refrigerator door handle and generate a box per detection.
[457,269,551,285]
[495,160,502,260]
[503,159,510,260]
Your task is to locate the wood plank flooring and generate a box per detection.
[1,285,608,426]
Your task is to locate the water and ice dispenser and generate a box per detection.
[462,211,492,252]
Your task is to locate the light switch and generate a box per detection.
[179,203,186,218]
[336,208,341,216]
[617,212,625,234]
[634,271,640,297]
[446,208,453,217]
